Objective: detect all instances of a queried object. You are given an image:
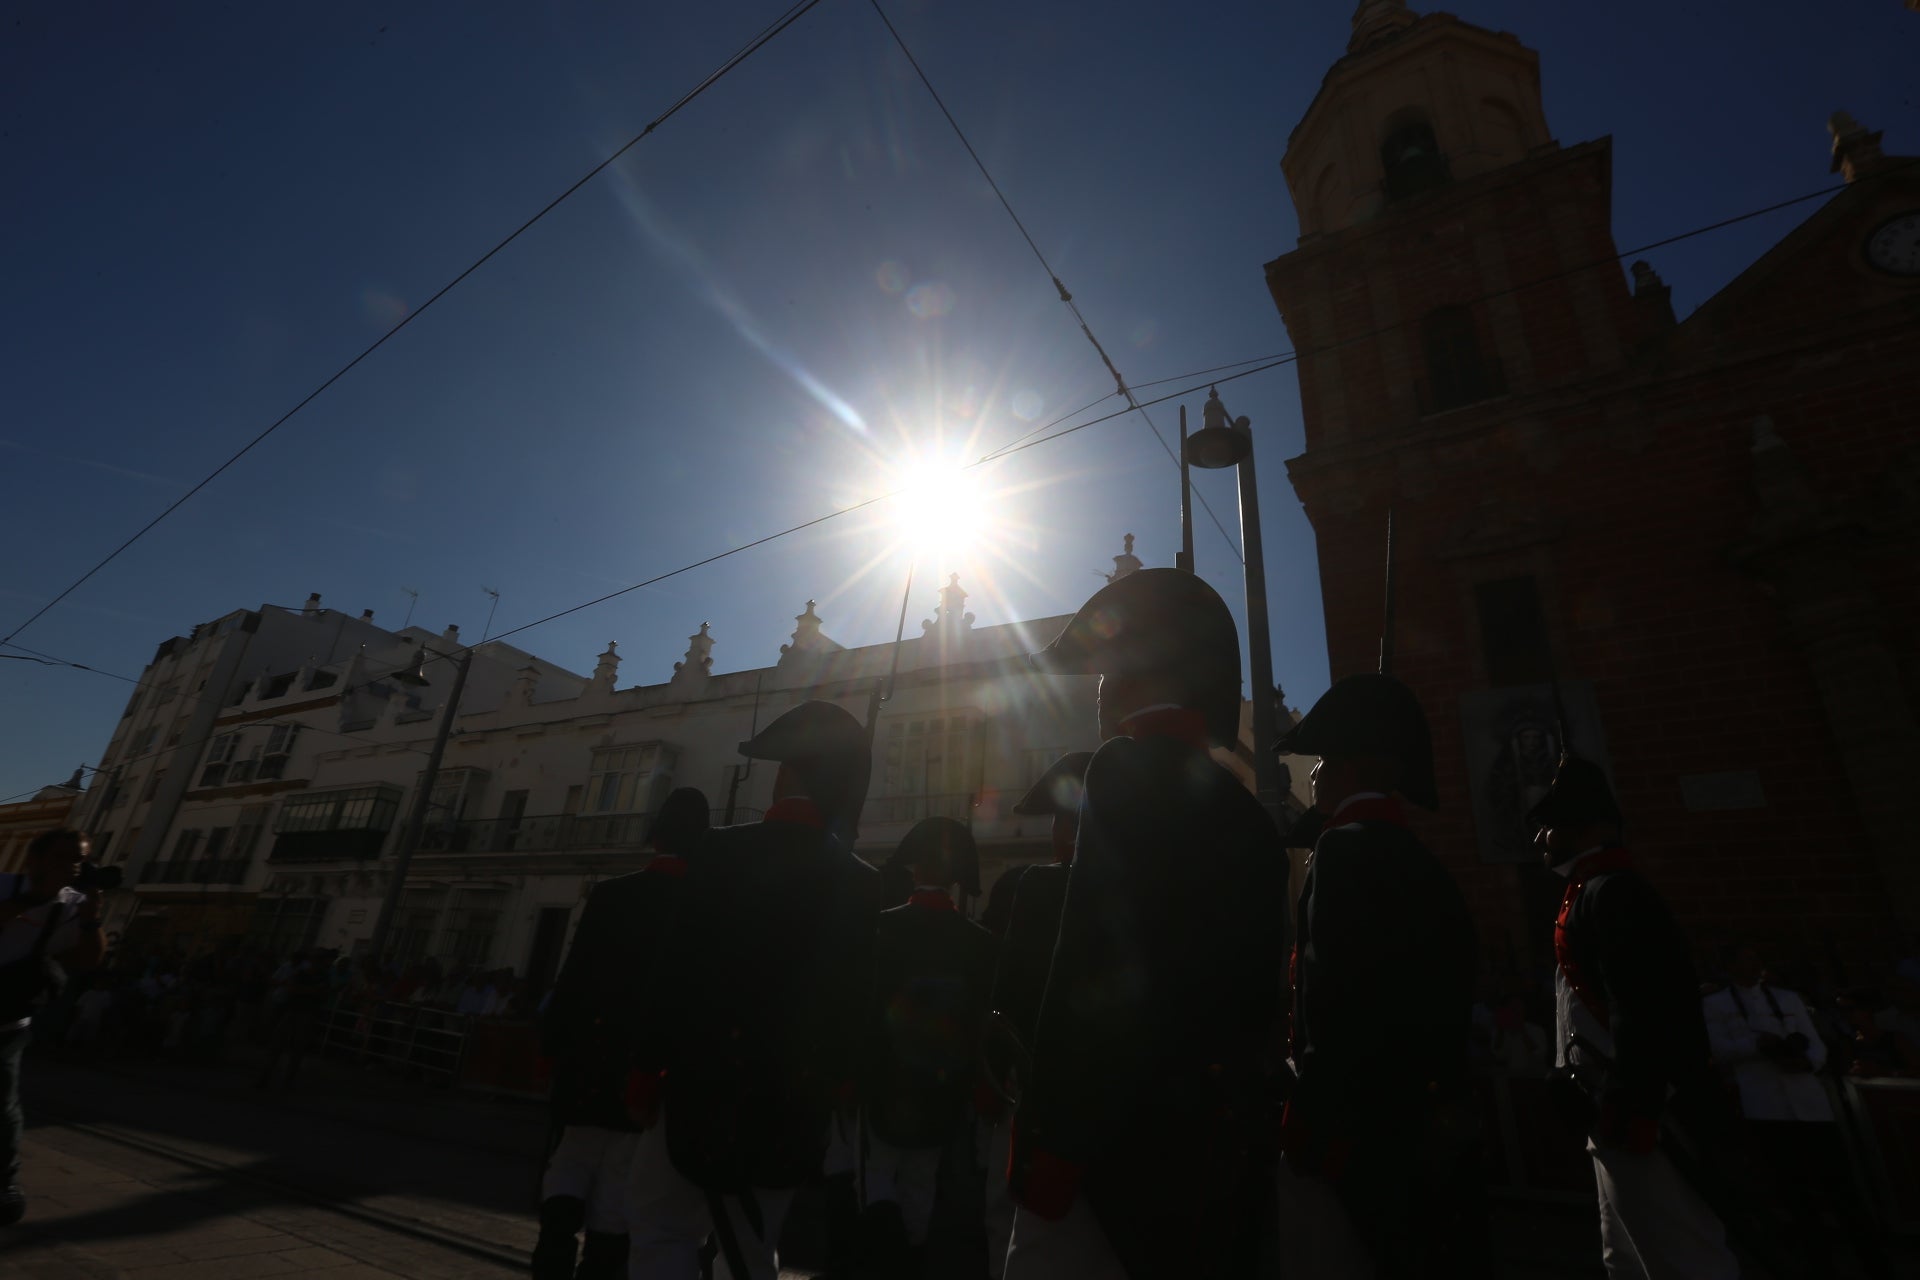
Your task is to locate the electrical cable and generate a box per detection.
[864,0,1245,562]
[8,160,1912,807]
[0,0,829,652]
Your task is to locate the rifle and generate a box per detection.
[1377,509,1395,677]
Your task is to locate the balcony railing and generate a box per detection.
[138,857,254,886]
[415,812,648,855]
[863,793,976,825]
[412,807,767,855]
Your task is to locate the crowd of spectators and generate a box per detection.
[33,938,539,1070]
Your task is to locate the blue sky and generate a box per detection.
[1,0,1913,802]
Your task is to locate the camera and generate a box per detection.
[74,862,123,893]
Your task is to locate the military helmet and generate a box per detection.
[1276,673,1438,810]
[895,816,978,893]
[739,699,866,763]
[647,786,710,853]
[1011,750,1094,817]
[1028,568,1241,745]
[740,700,872,831]
[1526,754,1622,834]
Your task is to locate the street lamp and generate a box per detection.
[1182,388,1286,833]
[366,643,473,965]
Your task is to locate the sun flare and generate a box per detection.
[889,456,993,557]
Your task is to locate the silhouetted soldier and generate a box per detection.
[1005,569,1287,1279]
[854,817,997,1275]
[982,751,1090,1278]
[1275,673,1482,1277]
[1535,756,1741,1278]
[626,701,881,1280]
[533,786,709,1280]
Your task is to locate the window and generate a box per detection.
[257,725,299,781]
[203,827,231,859]
[563,785,584,815]
[442,899,502,967]
[587,744,666,814]
[141,770,167,803]
[227,680,252,707]
[1422,306,1500,413]
[262,672,297,699]
[199,733,242,787]
[155,680,182,705]
[271,785,403,860]
[876,714,982,821]
[233,805,269,860]
[305,669,338,692]
[1475,576,1555,686]
[1380,111,1449,202]
[170,828,203,862]
[132,727,159,756]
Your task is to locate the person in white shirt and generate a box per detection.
[1,828,107,1226]
[1703,946,1889,1278]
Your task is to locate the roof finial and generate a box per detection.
[1828,110,1886,183]
[1349,0,1417,54]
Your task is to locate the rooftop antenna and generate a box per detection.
[400,587,420,630]
[480,587,501,642]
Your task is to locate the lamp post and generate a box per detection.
[366,643,473,964]
[1183,388,1286,832]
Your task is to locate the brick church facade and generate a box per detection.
[1268,1,1920,974]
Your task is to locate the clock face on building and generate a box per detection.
[1865,211,1920,276]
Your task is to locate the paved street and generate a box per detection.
[0,1049,1625,1279]
[3,1053,537,1278]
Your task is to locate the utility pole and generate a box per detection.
[366,645,472,964]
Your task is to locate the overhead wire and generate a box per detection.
[7,135,1910,809]
[0,0,830,652]
[863,0,1246,562]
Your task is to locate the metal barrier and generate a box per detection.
[315,999,471,1084]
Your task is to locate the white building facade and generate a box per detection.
[75,561,1309,990]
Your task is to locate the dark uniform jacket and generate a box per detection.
[654,808,881,1191]
[1289,803,1475,1142]
[540,858,686,1130]
[862,894,998,1149]
[1555,852,1716,1119]
[1012,727,1288,1275]
[1287,801,1482,1278]
[989,863,1067,1056]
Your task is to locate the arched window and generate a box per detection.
[1380,111,1450,202]
[1422,306,1499,413]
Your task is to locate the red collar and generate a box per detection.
[765,797,826,829]
[907,888,955,912]
[646,853,687,878]
[1323,794,1407,830]
[1119,706,1210,750]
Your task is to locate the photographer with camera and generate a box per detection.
[1703,945,1888,1277]
[1,828,109,1227]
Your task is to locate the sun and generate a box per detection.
[888,455,994,558]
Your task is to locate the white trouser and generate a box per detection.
[981,1120,1015,1279]
[1002,1199,1128,1280]
[1588,1139,1738,1280]
[860,1133,944,1244]
[624,1114,794,1280]
[1271,1159,1374,1279]
[543,1124,640,1234]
